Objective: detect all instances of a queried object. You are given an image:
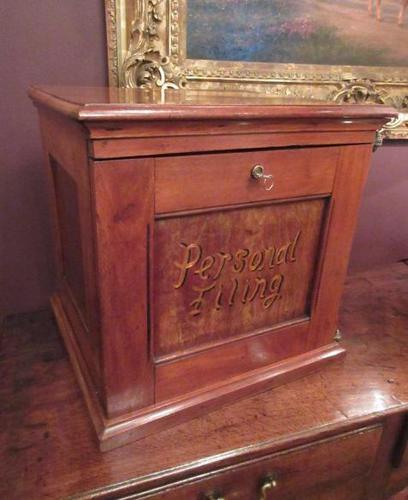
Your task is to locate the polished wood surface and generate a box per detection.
[147,427,382,500]
[308,144,373,351]
[90,128,380,160]
[1,263,408,499]
[154,199,325,357]
[28,86,397,122]
[92,158,155,418]
[155,147,337,213]
[38,108,102,388]
[29,86,394,449]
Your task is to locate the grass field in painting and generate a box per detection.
[187,0,408,67]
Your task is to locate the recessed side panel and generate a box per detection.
[153,198,327,360]
[51,157,87,318]
[38,109,102,394]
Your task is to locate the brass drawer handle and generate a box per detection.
[204,492,225,500]
[251,164,274,191]
[259,473,278,499]
[203,472,277,500]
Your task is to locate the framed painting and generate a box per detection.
[105,0,408,138]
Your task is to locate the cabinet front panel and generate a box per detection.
[153,198,327,360]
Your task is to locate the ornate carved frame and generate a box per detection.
[105,0,408,139]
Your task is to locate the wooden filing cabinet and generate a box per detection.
[29,86,395,450]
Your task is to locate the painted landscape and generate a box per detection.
[187,0,408,67]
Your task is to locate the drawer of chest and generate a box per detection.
[136,426,381,499]
[155,146,339,213]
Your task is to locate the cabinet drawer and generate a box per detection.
[137,426,381,499]
[155,146,339,213]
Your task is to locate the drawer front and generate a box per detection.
[136,426,381,499]
[155,146,339,213]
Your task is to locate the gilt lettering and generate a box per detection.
[173,231,301,316]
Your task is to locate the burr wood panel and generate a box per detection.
[154,198,326,358]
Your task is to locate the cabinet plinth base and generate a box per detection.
[52,293,345,451]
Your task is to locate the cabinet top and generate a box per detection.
[29,86,396,123]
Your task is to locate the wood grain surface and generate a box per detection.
[28,86,397,122]
[154,199,325,357]
[37,108,102,390]
[28,86,399,457]
[92,158,155,417]
[155,147,337,213]
[1,263,408,499]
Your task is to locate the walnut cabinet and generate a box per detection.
[29,86,395,450]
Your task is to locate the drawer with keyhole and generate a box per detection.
[154,146,339,214]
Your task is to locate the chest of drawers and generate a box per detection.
[137,426,382,499]
[29,86,394,450]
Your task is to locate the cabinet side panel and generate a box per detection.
[92,158,155,417]
[38,108,101,387]
[309,144,373,349]
[51,159,87,314]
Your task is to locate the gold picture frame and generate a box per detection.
[105,0,408,139]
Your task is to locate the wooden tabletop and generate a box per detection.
[1,262,408,499]
[28,86,397,122]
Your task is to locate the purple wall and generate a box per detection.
[1,2,407,316]
[349,143,408,272]
[1,0,107,316]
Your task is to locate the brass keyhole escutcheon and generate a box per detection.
[251,164,275,191]
[204,492,225,500]
[259,473,278,499]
